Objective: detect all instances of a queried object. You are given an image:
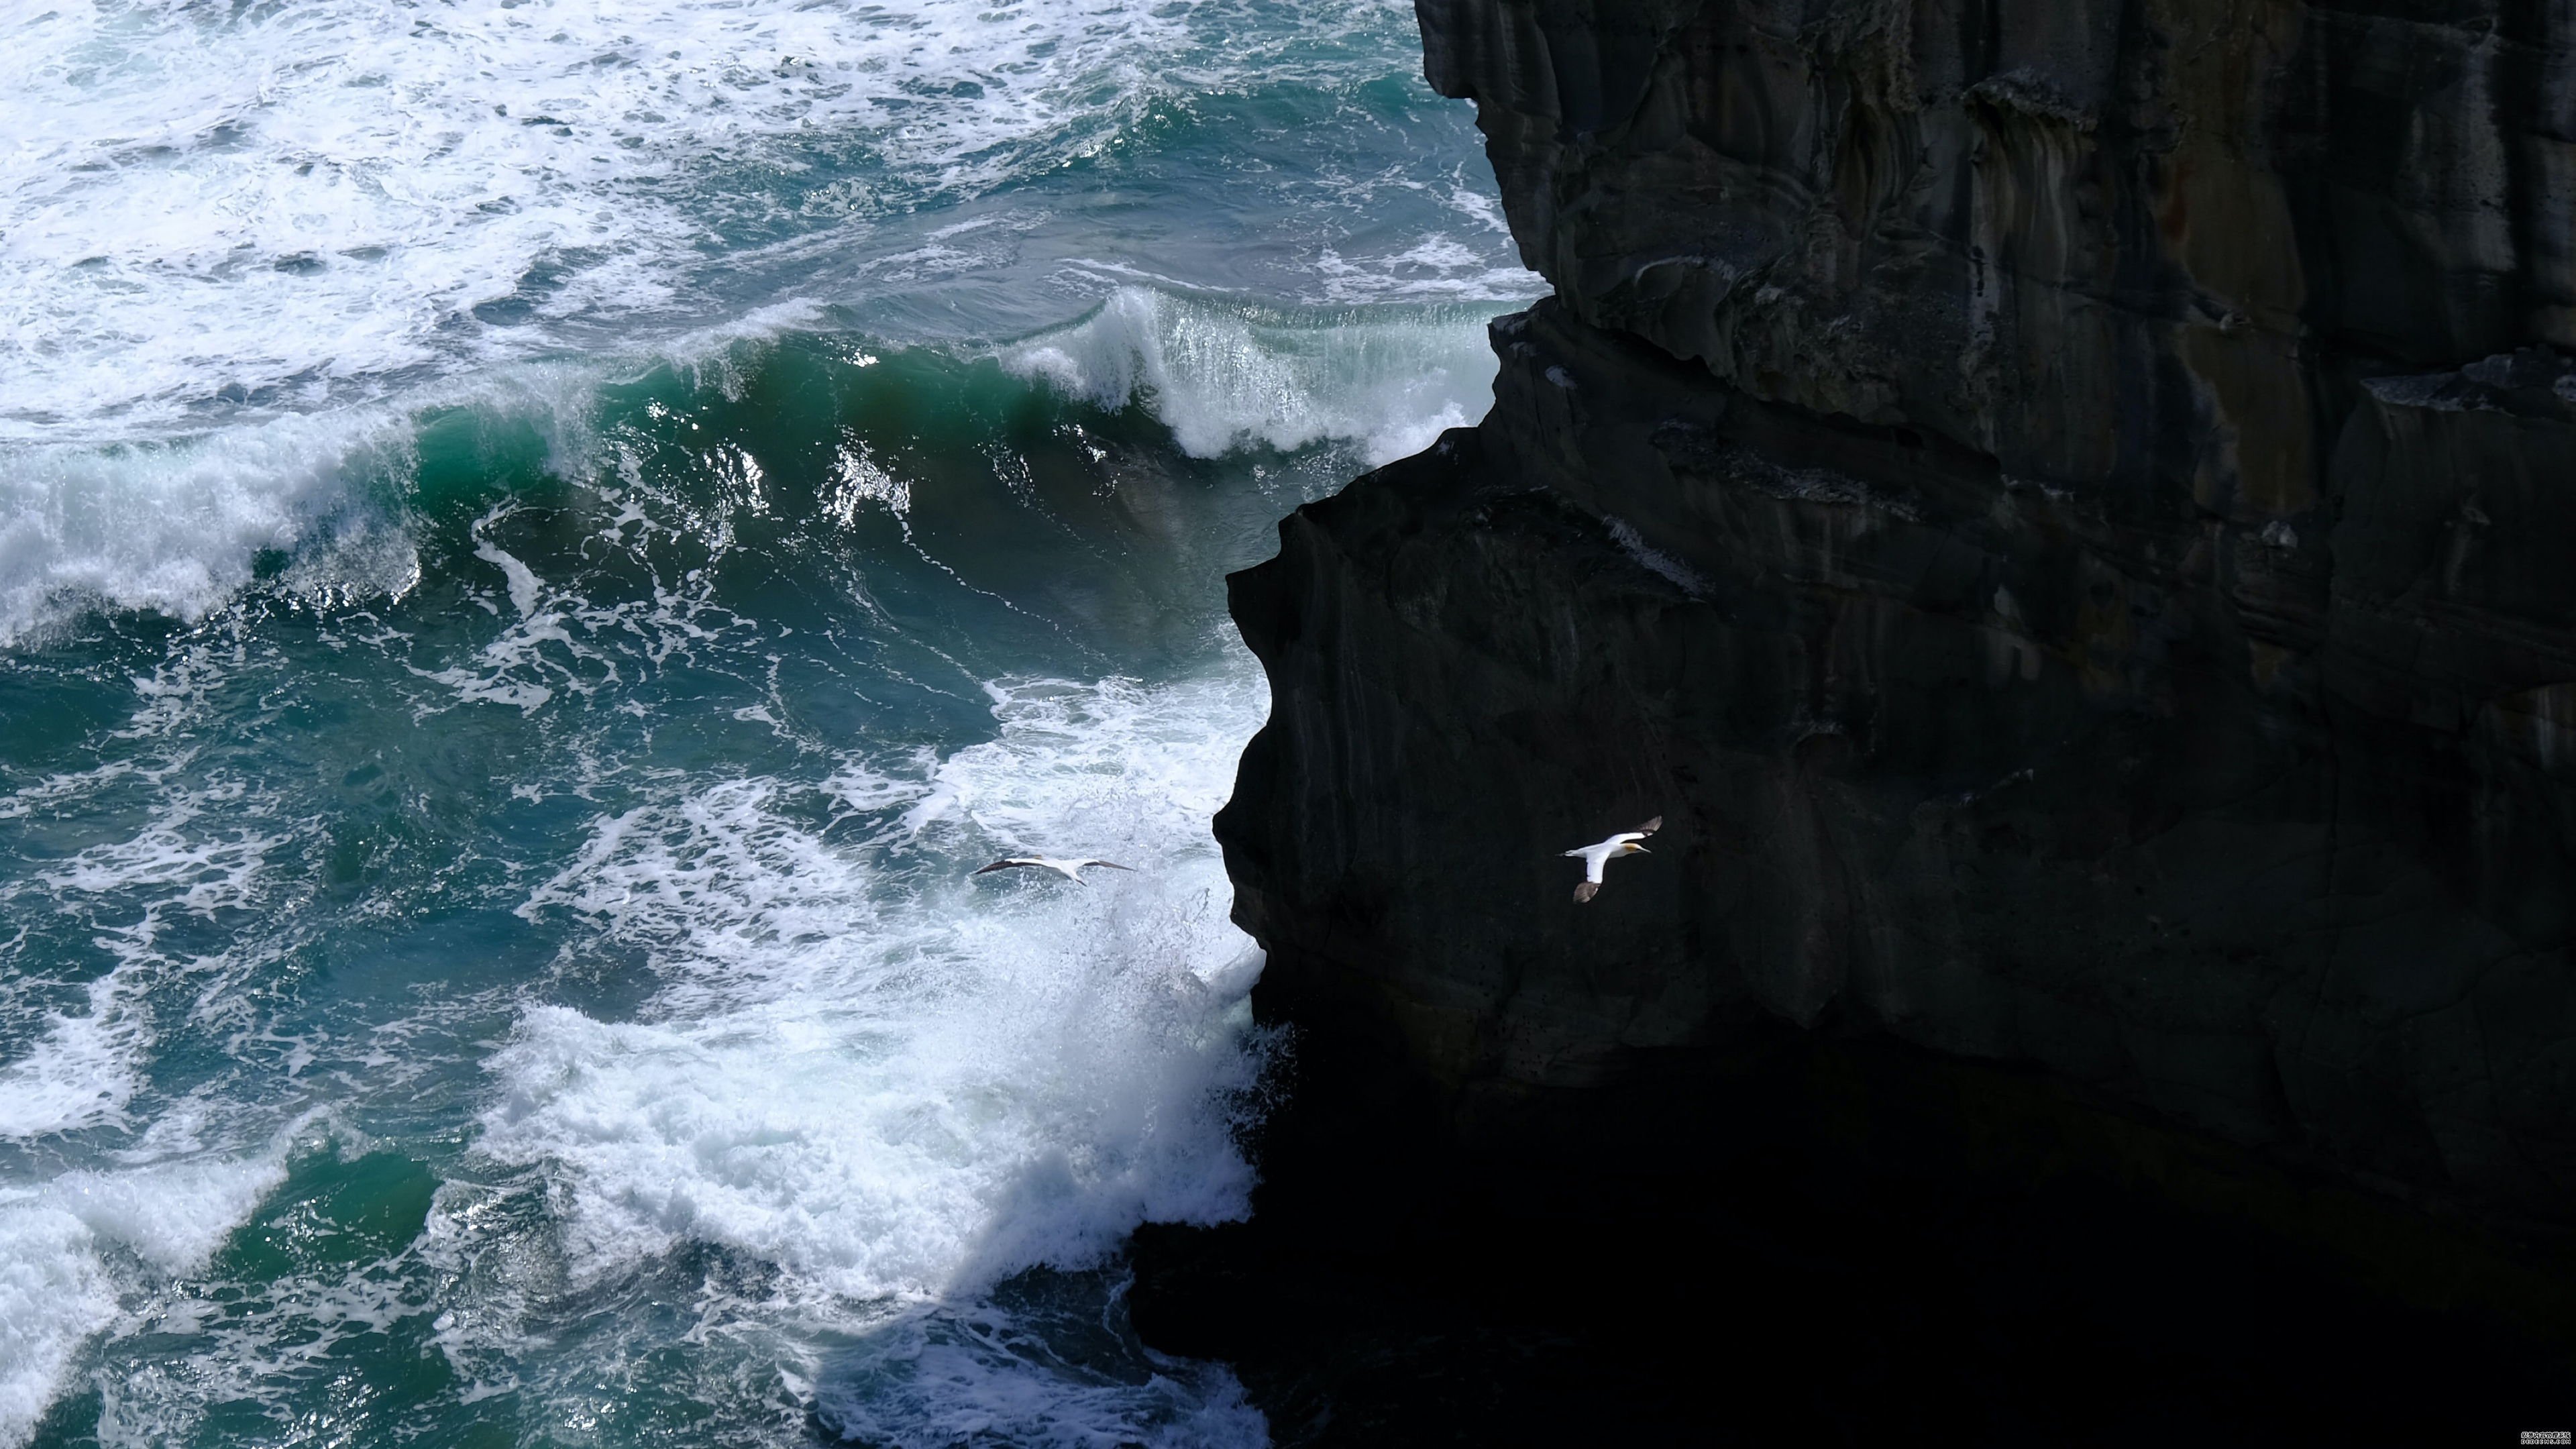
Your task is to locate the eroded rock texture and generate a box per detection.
[1220,0,2576,1234]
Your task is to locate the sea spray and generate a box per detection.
[0,0,1540,1438]
[480,669,1271,1300]
[0,292,1505,649]
[1002,286,1505,464]
[0,414,414,646]
[0,1152,296,1446]
[1,0,1530,441]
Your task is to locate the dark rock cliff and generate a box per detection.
[1233,0,2576,1224]
[1140,0,2576,1437]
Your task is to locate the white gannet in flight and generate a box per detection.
[1563,816,1660,902]
[973,856,1134,883]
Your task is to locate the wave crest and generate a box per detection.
[1002,286,1507,465]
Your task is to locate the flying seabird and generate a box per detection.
[1562,816,1660,902]
[972,856,1134,883]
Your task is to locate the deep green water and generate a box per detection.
[0,2,1538,1443]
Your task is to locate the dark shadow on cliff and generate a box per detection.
[1138,0,2576,1430]
[1133,1012,2572,1446]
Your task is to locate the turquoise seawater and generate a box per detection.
[0,2,1538,1444]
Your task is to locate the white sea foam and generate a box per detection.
[1299,176,1545,305]
[0,1205,114,1449]
[433,663,1271,1441]
[1004,286,1504,464]
[0,352,622,647]
[0,616,346,1448]
[0,0,1218,437]
[0,971,150,1142]
[0,409,421,645]
[0,1152,288,1449]
[480,666,1268,1304]
[409,488,768,720]
[0,773,288,1140]
[68,1142,452,1449]
[0,272,1497,651]
[817,1295,1269,1449]
[0,0,1528,650]
[1,0,1468,442]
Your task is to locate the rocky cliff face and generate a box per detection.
[1219,0,2576,1240]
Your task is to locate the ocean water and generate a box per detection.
[0,2,1538,1444]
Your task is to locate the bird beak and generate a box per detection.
[1635,845,1651,853]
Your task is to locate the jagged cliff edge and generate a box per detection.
[1212,0,2576,1298]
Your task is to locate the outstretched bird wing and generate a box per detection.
[1089,861,1135,871]
[973,859,1042,875]
[1600,816,1664,848]
[1568,816,1662,902]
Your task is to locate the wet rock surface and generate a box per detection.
[1139,0,2576,1434]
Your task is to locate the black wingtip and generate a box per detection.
[1095,861,1135,871]
[1573,879,1599,903]
[972,861,1016,875]
[1638,815,1663,835]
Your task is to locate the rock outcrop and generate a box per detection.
[1220,0,2576,1254]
